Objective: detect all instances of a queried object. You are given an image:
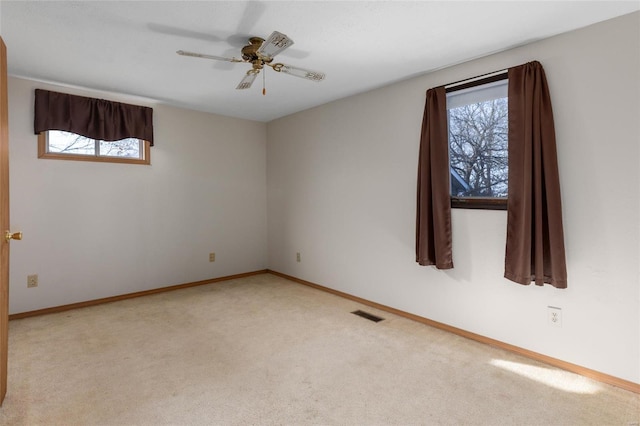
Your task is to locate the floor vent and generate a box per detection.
[351,310,384,323]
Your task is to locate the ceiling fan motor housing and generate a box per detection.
[241,37,270,64]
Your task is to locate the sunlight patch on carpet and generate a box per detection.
[490,359,602,394]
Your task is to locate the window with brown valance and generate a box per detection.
[34,89,154,145]
[416,61,567,288]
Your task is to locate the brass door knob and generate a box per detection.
[4,231,22,242]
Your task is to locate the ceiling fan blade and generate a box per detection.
[176,50,243,63]
[257,31,294,60]
[237,71,259,90]
[272,63,325,82]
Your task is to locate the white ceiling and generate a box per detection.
[2,1,638,122]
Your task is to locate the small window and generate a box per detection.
[447,75,508,209]
[38,130,150,165]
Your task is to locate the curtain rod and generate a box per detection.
[445,68,508,90]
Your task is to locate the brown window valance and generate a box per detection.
[34,89,154,145]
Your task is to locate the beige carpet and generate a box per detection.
[0,273,637,425]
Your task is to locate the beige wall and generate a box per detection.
[267,12,640,383]
[8,77,268,314]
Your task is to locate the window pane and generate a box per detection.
[448,95,508,198]
[47,130,142,159]
[99,139,141,158]
[48,131,95,155]
[40,131,149,165]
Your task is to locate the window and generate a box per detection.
[38,131,150,165]
[446,74,508,209]
[34,89,154,165]
[417,62,566,285]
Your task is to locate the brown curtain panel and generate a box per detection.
[416,86,453,269]
[34,89,154,145]
[505,61,567,288]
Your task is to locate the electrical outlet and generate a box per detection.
[27,274,38,288]
[209,252,215,262]
[296,252,301,262]
[548,306,562,327]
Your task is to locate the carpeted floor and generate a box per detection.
[0,273,638,425]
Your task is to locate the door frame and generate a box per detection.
[0,35,11,406]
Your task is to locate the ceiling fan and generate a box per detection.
[177,31,325,94]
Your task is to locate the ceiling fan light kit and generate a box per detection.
[177,31,325,93]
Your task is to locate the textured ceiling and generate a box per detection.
[2,1,638,122]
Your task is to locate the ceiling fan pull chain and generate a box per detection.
[263,70,266,96]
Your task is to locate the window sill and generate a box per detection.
[38,151,150,165]
[451,197,507,210]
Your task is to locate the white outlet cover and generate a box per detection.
[548,306,562,327]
